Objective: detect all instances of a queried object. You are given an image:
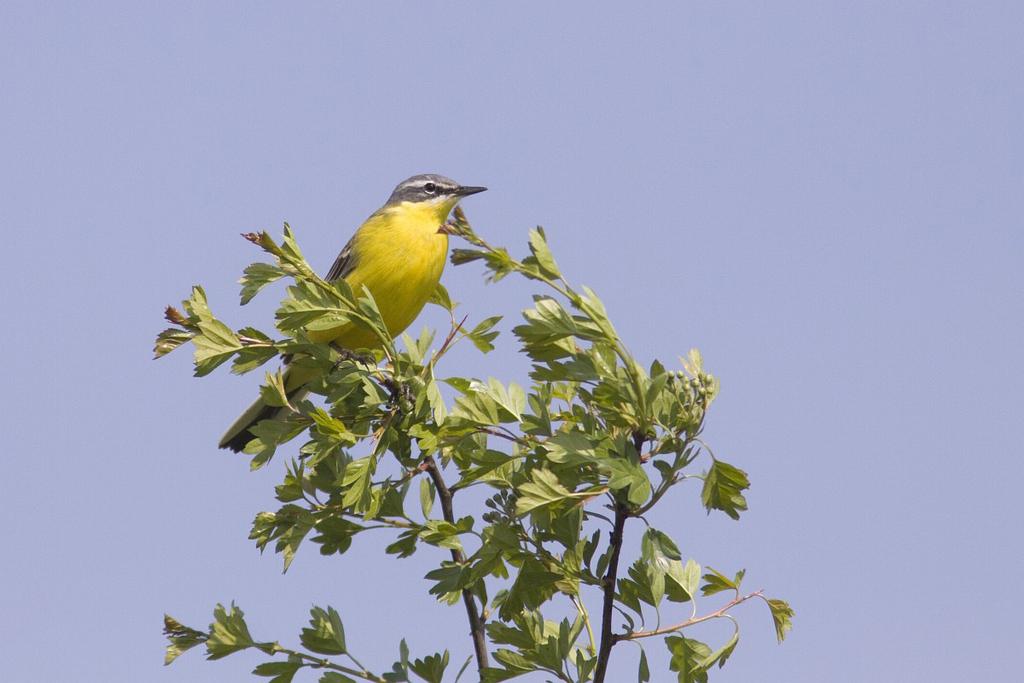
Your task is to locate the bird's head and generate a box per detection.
[385,174,487,222]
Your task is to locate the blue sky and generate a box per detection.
[2,2,1021,681]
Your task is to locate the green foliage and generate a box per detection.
[163,614,207,665]
[207,602,258,659]
[158,208,790,682]
[410,650,450,683]
[767,598,796,643]
[301,606,347,655]
[700,460,750,520]
[700,567,746,597]
[665,636,712,683]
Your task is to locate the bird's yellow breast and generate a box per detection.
[308,200,451,349]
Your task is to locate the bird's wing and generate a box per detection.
[324,233,359,282]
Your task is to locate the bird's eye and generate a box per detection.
[423,182,437,194]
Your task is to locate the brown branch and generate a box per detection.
[592,502,628,682]
[617,590,764,641]
[429,313,469,365]
[478,426,531,445]
[593,431,647,681]
[423,455,489,673]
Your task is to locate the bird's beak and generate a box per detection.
[454,185,487,197]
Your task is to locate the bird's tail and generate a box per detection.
[218,398,286,452]
[218,365,313,452]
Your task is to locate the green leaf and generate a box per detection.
[253,660,302,683]
[529,351,600,383]
[163,614,207,665]
[419,519,471,552]
[351,285,393,351]
[401,638,411,669]
[153,327,193,359]
[701,566,743,596]
[240,262,286,304]
[496,558,561,621]
[402,329,432,365]
[480,665,533,682]
[701,459,750,520]
[698,630,739,670]
[320,672,357,683]
[451,245,516,282]
[665,559,701,603]
[231,327,278,374]
[522,386,554,436]
[192,319,243,376]
[642,528,681,562]
[577,649,598,682]
[542,430,597,465]
[206,603,255,660]
[248,505,314,571]
[524,226,561,279]
[410,650,449,683]
[484,378,526,421]
[454,655,474,682]
[424,562,473,602]
[425,378,447,425]
[491,649,537,673]
[276,281,352,333]
[450,248,486,266]
[641,528,681,605]
[767,598,795,643]
[244,417,307,471]
[419,477,435,519]
[428,281,455,311]
[466,315,502,353]
[300,606,347,655]
[450,382,504,426]
[311,515,364,557]
[601,456,652,506]
[620,559,663,610]
[514,468,571,516]
[454,449,521,488]
[259,368,293,409]
[638,648,650,682]
[183,284,213,322]
[342,456,375,512]
[485,621,536,650]
[512,297,586,356]
[665,635,711,683]
[385,529,419,558]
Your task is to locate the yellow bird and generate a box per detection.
[219,174,486,452]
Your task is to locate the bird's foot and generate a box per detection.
[331,344,376,366]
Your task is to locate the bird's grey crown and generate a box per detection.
[386,173,460,205]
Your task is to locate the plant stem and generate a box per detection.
[617,590,764,640]
[571,595,597,655]
[593,502,627,683]
[429,313,468,365]
[273,645,386,682]
[423,455,489,673]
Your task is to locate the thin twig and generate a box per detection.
[423,455,489,673]
[583,509,615,528]
[479,427,529,444]
[337,510,416,529]
[617,590,764,641]
[571,595,597,655]
[272,644,387,682]
[429,313,469,366]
